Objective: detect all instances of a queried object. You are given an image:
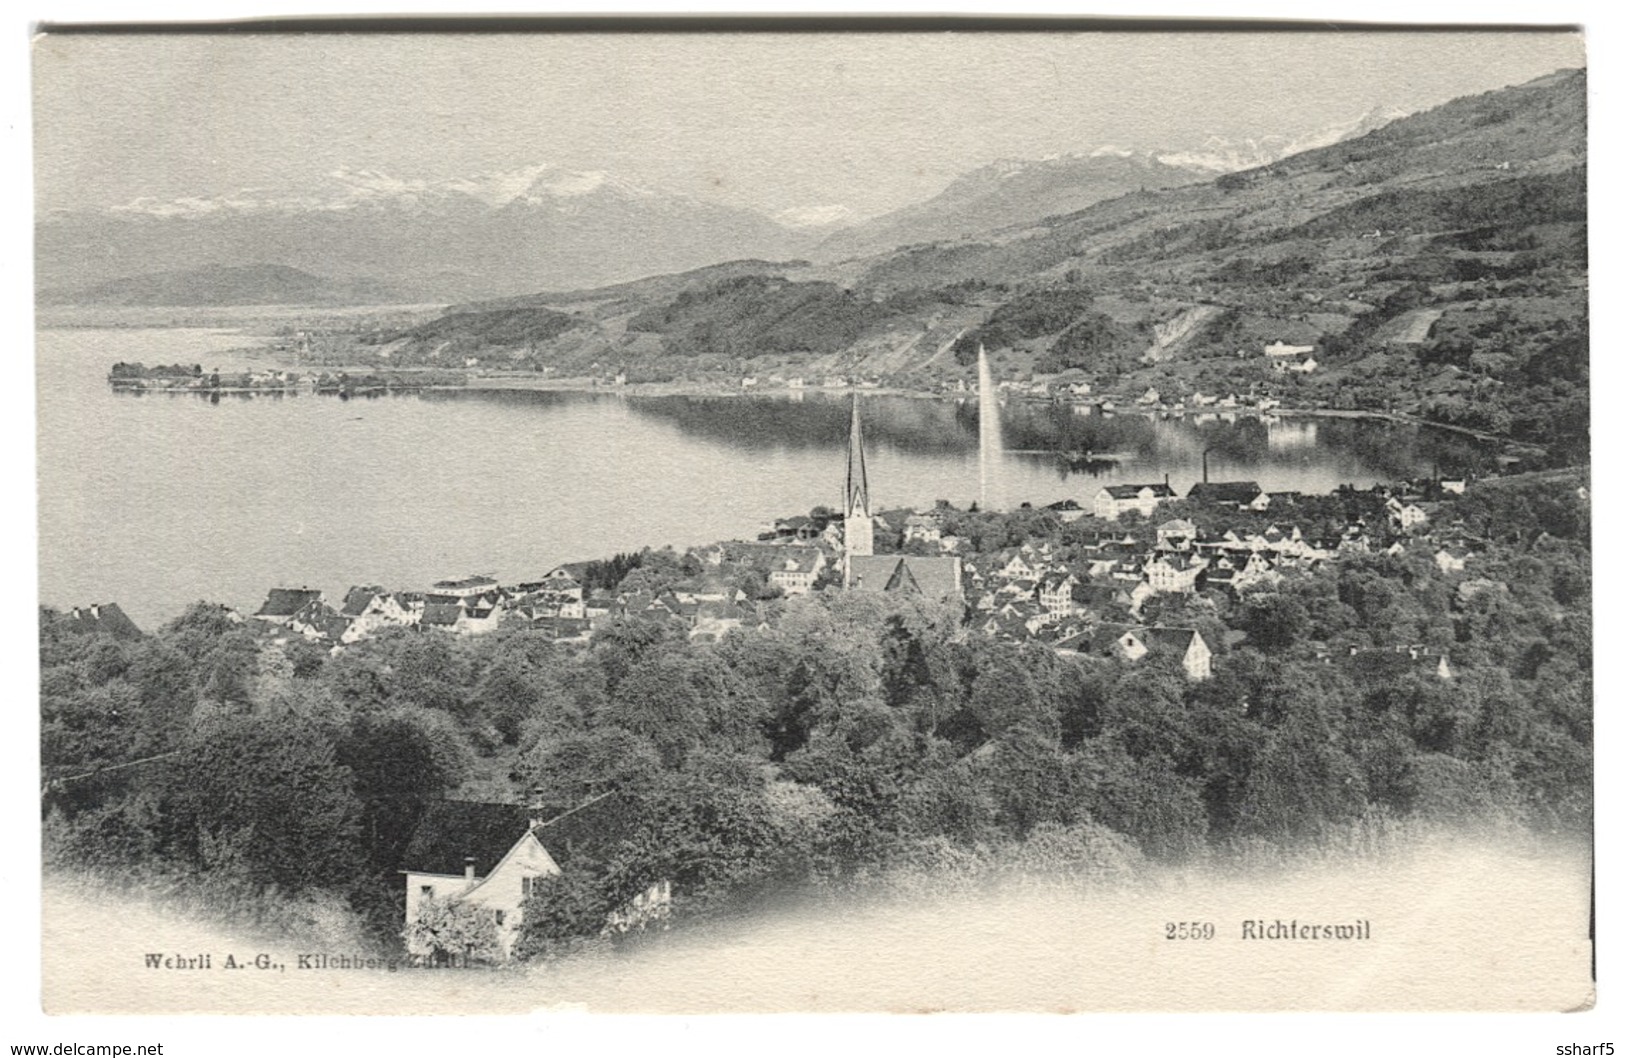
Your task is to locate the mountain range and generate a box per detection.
[815,106,1415,261]
[377,68,1586,462]
[37,165,805,305]
[37,107,1412,306]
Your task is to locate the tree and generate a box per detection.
[1236,593,1311,652]
[335,714,456,879]
[403,896,504,966]
[164,713,363,892]
[521,726,663,809]
[512,866,617,960]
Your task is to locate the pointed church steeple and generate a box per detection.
[845,394,870,519]
[843,395,875,580]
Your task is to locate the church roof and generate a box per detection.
[848,555,962,600]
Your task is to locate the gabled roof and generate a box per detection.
[1088,622,1145,654]
[421,603,463,626]
[848,555,962,599]
[1143,626,1205,655]
[530,791,645,869]
[769,547,824,572]
[1187,481,1264,504]
[340,586,384,617]
[255,587,323,618]
[321,614,355,640]
[291,599,338,626]
[61,602,145,641]
[402,801,533,876]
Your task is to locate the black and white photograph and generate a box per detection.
[17,12,1604,1045]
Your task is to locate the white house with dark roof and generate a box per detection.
[1088,624,1212,680]
[430,575,500,599]
[1145,551,1209,594]
[1264,340,1316,358]
[337,586,414,640]
[1387,497,1430,533]
[1044,498,1089,523]
[1094,483,1177,521]
[254,587,325,625]
[903,511,944,544]
[401,798,669,962]
[1038,572,1081,615]
[767,548,825,596]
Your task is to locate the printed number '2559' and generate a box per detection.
[1165,921,1215,940]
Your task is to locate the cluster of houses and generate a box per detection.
[227,471,1481,691]
[880,475,1486,679]
[107,363,451,396]
[251,569,595,645]
[245,561,779,651]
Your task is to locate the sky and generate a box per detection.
[32,28,1584,223]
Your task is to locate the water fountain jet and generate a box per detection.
[977,344,1003,511]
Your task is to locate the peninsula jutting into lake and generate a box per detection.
[34,30,1590,1019]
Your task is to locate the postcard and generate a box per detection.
[26,20,1593,1030]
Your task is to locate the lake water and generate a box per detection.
[36,328,1489,629]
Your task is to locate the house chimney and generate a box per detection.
[463,857,477,886]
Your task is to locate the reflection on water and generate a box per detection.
[40,328,1492,627]
[606,390,1493,486]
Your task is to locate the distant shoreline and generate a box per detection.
[188,365,1542,449]
[54,320,1531,452]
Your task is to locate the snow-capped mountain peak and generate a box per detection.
[93,163,670,219]
[775,203,854,230]
[1154,105,1413,174]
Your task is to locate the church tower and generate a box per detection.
[843,394,875,583]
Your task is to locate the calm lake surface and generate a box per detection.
[37,327,1489,628]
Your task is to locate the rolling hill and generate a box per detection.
[37,263,418,307]
[376,68,1586,461]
